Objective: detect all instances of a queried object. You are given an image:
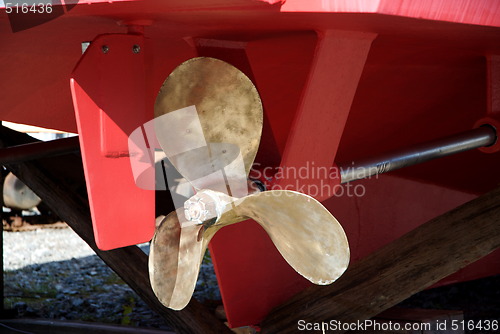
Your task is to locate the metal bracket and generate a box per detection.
[70,34,155,250]
[273,30,376,201]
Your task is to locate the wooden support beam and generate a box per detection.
[261,186,500,333]
[0,126,232,334]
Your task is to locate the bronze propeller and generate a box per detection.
[148,57,350,310]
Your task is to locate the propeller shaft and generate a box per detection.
[339,125,497,184]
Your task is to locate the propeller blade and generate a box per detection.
[154,57,263,189]
[149,209,221,310]
[219,190,350,284]
[150,189,349,310]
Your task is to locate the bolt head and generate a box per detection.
[184,192,218,223]
[132,44,141,54]
[101,45,109,54]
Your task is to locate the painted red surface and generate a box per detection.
[1,0,500,328]
[70,34,156,250]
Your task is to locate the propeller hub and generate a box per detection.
[184,190,221,224]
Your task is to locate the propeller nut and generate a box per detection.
[184,191,220,224]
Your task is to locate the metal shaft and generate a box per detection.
[339,126,497,184]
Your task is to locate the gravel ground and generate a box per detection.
[2,227,221,329]
[3,227,499,333]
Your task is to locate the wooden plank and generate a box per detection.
[0,126,232,334]
[261,186,500,334]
